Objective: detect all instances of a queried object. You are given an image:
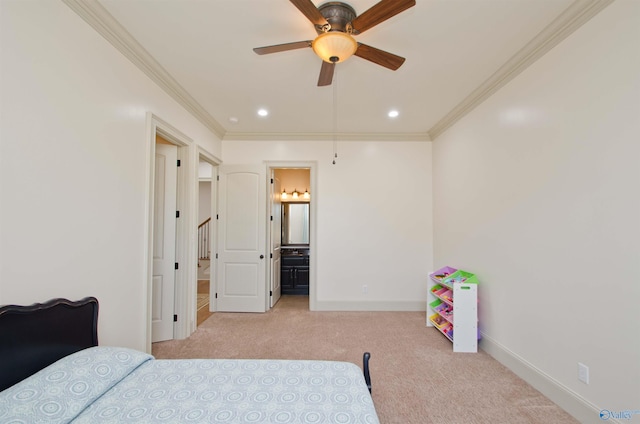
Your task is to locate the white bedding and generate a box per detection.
[0,347,379,424]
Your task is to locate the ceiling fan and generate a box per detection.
[253,0,416,86]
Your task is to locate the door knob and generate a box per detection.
[259,255,264,259]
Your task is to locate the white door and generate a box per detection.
[152,143,177,342]
[216,165,267,312]
[270,174,282,307]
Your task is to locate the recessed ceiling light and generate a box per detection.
[257,108,268,117]
[388,110,399,118]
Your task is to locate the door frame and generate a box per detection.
[266,161,317,311]
[144,113,198,353]
[198,147,221,314]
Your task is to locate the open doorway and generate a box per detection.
[197,158,215,325]
[270,166,314,310]
[145,113,198,351]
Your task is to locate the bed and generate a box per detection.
[0,297,379,423]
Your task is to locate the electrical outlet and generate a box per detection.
[578,362,589,384]
[362,285,368,294]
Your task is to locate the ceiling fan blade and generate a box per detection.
[253,41,312,55]
[355,43,405,70]
[351,0,416,34]
[289,0,329,27]
[317,61,335,86]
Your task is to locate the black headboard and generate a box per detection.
[0,297,98,392]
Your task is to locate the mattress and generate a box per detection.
[0,346,379,423]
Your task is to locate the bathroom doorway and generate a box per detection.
[269,163,316,311]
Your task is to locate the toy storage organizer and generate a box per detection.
[427,266,479,353]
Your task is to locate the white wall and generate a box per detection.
[0,1,221,350]
[223,140,433,310]
[198,160,214,179]
[432,0,640,420]
[275,168,310,200]
[198,181,212,224]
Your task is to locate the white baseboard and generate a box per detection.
[480,333,620,424]
[313,300,424,312]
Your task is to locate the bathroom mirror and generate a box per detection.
[282,203,309,245]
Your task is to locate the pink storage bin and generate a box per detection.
[434,287,448,297]
[440,289,453,303]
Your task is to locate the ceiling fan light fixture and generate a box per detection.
[312,32,357,64]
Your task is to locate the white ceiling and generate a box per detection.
[73,0,606,141]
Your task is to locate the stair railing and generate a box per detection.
[198,217,211,261]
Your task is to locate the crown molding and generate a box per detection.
[222,131,431,142]
[63,0,612,144]
[62,0,227,139]
[427,0,615,140]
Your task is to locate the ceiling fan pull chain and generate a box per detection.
[332,67,339,165]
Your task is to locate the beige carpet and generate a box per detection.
[152,296,577,424]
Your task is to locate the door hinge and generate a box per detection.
[270,178,274,184]
[177,159,181,167]
[215,293,218,299]
[270,290,273,296]
[216,214,219,220]
[270,253,273,259]
[174,262,179,270]
[270,215,273,221]
[173,314,178,322]
[215,253,218,259]
[176,210,180,218]
[216,175,220,181]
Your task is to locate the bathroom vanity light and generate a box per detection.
[281,188,310,200]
